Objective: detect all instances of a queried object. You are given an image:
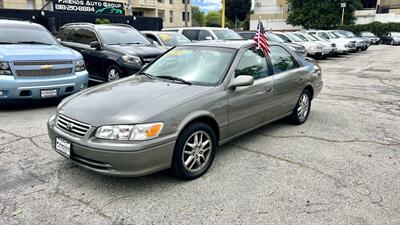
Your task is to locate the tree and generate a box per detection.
[225,0,251,28]
[205,11,221,27]
[286,0,363,29]
[191,6,206,26]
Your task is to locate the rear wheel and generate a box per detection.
[290,90,311,125]
[171,122,217,180]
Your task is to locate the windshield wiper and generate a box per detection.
[17,41,51,45]
[156,75,192,85]
[136,71,154,79]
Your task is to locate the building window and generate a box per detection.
[169,0,173,4]
[26,0,36,9]
[182,11,190,21]
[182,0,190,4]
[133,11,144,17]
[169,10,174,23]
[0,0,3,8]
[158,0,164,3]
[158,10,165,20]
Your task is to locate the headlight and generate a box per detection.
[75,59,85,72]
[95,122,164,141]
[122,55,142,65]
[0,62,12,75]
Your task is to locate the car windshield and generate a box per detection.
[294,33,309,41]
[157,33,191,46]
[311,34,327,41]
[341,31,356,37]
[266,32,284,42]
[329,32,342,38]
[144,46,236,86]
[361,32,374,37]
[303,33,319,41]
[391,32,400,37]
[98,27,151,45]
[0,25,57,45]
[286,33,304,42]
[212,29,243,40]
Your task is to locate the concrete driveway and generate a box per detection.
[0,45,399,225]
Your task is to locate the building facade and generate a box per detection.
[0,0,191,28]
[129,0,191,28]
[250,0,298,31]
[355,0,400,24]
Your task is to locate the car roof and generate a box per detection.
[0,19,43,29]
[180,40,281,49]
[60,23,134,30]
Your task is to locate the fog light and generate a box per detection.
[0,90,3,96]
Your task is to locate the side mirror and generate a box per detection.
[56,38,61,42]
[230,75,254,88]
[90,41,101,49]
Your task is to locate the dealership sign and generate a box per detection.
[53,0,125,15]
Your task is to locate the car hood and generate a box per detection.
[105,44,165,59]
[58,76,214,126]
[0,44,81,61]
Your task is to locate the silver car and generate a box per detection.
[47,41,323,180]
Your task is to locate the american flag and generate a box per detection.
[254,19,270,54]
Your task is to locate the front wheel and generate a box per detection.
[290,90,312,125]
[171,122,217,180]
[106,65,121,82]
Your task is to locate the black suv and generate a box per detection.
[57,23,165,82]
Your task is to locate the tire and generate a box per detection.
[290,89,312,125]
[171,122,217,180]
[391,40,394,45]
[106,65,121,82]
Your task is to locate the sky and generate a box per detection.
[192,0,222,13]
[192,0,255,13]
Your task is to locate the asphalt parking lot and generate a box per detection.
[0,45,399,225]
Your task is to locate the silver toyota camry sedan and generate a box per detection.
[47,40,323,180]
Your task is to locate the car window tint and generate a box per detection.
[84,30,98,44]
[59,29,72,42]
[146,34,160,44]
[198,30,213,40]
[182,30,198,40]
[235,48,268,79]
[270,46,299,74]
[275,33,291,42]
[319,32,330,39]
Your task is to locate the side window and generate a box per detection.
[270,46,299,74]
[84,29,98,45]
[58,29,72,42]
[198,30,213,40]
[146,34,161,45]
[234,48,268,80]
[182,29,198,40]
[72,29,86,44]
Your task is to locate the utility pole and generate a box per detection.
[341,2,346,26]
[221,0,225,28]
[184,0,188,27]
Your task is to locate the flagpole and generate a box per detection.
[257,16,261,49]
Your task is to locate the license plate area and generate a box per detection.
[56,137,71,157]
[41,89,57,98]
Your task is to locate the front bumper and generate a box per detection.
[47,115,176,177]
[0,71,88,102]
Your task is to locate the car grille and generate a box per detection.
[16,68,73,77]
[57,114,91,137]
[13,60,73,66]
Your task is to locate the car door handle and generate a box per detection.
[297,78,304,82]
[266,88,273,93]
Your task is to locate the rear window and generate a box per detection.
[182,30,198,40]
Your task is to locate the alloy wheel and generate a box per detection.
[182,131,212,172]
[297,93,310,122]
[108,68,120,81]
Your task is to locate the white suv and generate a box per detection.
[162,27,243,41]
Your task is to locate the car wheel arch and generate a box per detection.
[177,113,220,144]
[304,85,314,100]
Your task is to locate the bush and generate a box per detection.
[95,18,111,24]
[340,22,400,36]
